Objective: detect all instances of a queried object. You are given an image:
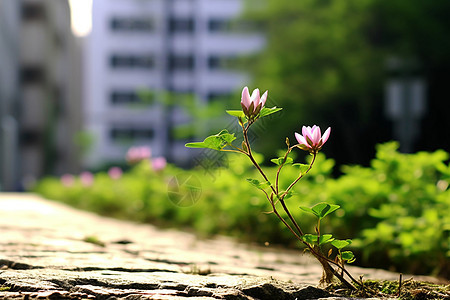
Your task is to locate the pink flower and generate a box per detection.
[80,171,94,186]
[126,146,151,164]
[152,157,167,171]
[295,125,331,153]
[61,174,75,187]
[240,86,268,118]
[108,167,122,180]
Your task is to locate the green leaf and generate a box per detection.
[217,129,236,144]
[315,203,340,219]
[331,239,352,250]
[226,110,246,118]
[278,190,296,200]
[299,206,316,216]
[246,178,271,190]
[300,202,340,220]
[185,129,236,150]
[259,106,282,118]
[292,163,310,174]
[301,234,318,245]
[319,234,335,246]
[341,251,356,263]
[270,156,294,166]
[185,141,211,149]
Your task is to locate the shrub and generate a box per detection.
[32,142,449,277]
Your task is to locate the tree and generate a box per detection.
[242,0,450,167]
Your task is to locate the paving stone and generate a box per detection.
[0,194,443,299]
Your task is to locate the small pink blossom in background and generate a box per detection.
[108,167,122,180]
[126,146,152,164]
[152,157,167,171]
[80,171,94,186]
[61,174,75,187]
[241,86,268,117]
[295,125,331,153]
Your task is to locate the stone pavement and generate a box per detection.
[0,194,442,299]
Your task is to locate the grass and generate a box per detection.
[83,235,106,247]
[327,279,450,299]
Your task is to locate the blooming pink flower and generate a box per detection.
[126,146,151,164]
[108,167,122,180]
[295,125,331,153]
[61,174,75,187]
[241,86,268,118]
[152,157,167,171]
[80,171,94,186]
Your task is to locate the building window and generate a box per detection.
[21,3,45,21]
[20,66,45,84]
[20,130,42,146]
[110,127,154,142]
[110,91,141,104]
[207,91,232,102]
[208,55,236,70]
[208,19,230,32]
[208,19,255,32]
[110,55,154,69]
[110,17,153,31]
[168,17,194,33]
[168,54,194,71]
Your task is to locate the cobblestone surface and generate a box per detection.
[0,194,441,299]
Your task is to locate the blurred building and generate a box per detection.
[84,0,265,167]
[0,0,20,191]
[0,0,83,190]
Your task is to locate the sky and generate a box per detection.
[68,0,93,37]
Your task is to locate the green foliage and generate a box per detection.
[328,279,450,300]
[331,239,352,250]
[318,142,450,276]
[299,202,340,220]
[258,107,283,118]
[32,142,449,277]
[226,110,246,118]
[271,156,293,166]
[246,178,271,190]
[185,130,236,150]
[241,0,450,165]
[242,0,384,160]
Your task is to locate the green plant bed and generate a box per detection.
[32,142,450,279]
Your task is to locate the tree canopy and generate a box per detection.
[242,0,450,166]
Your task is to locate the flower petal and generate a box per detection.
[312,126,321,145]
[295,132,308,146]
[260,90,268,107]
[303,126,313,142]
[250,88,260,101]
[322,127,331,144]
[241,86,251,108]
[251,88,261,111]
[302,126,308,138]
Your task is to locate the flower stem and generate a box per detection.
[241,123,359,290]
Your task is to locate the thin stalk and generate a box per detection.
[276,151,317,238]
[221,149,245,154]
[275,147,292,194]
[242,126,277,196]
[241,122,359,289]
[280,152,316,199]
[279,199,304,236]
[243,127,307,239]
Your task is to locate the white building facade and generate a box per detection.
[0,0,82,190]
[84,0,264,168]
